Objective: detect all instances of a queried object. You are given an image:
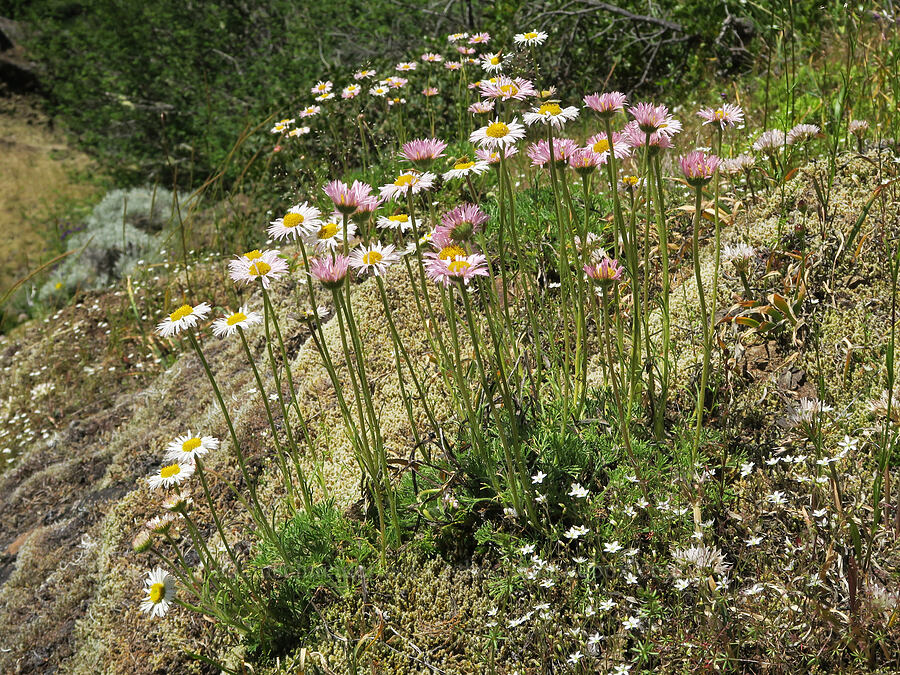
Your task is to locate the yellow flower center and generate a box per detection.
[182,437,202,453]
[540,90,553,98]
[283,212,304,229]
[388,214,408,223]
[439,245,466,260]
[592,138,610,154]
[249,261,272,276]
[394,174,416,187]
[448,260,471,273]
[454,161,476,171]
[169,305,193,322]
[623,175,639,186]
[524,31,539,39]
[318,223,339,239]
[160,463,181,479]
[55,282,63,290]
[226,312,246,326]
[244,250,262,260]
[714,109,725,120]
[149,582,165,604]
[362,250,383,265]
[490,56,500,65]
[538,103,562,116]
[499,84,519,96]
[486,122,510,138]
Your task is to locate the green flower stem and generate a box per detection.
[156,537,202,593]
[691,186,711,463]
[651,154,671,440]
[602,116,627,256]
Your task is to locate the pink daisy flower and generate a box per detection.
[568,147,604,175]
[324,179,376,215]
[622,120,673,150]
[421,52,443,63]
[457,46,475,55]
[583,92,627,118]
[423,86,439,97]
[229,249,288,289]
[444,61,463,71]
[479,76,537,101]
[309,255,350,290]
[584,257,625,287]
[752,129,786,154]
[527,138,579,168]
[299,105,321,118]
[468,32,491,44]
[341,84,362,99]
[468,100,495,114]
[697,103,744,129]
[426,253,489,286]
[628,102,682,137]
[439,203,489,243]
[679,150,721,187]
[399,138,448,170]
[353,69,377,80]
[786,123,820,145]
[475,146,518,165]
[384,76,408,89]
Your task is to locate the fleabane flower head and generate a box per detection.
[311,80,333,95]
[585,132,631,162]
[270,118,294,134]
[299,105,321,118]
[514,30,548,46]
[399,138,448,170]
[583,91,627,119]
[162,491,193,513]
[376,212,413,232]
[622,120,673,152]
[475,145,518,165]
[523,102,580,128]
[527,138,579,168]
[444,60,462,71]
[269,202,322,240]
[722,243,755,272]
[342,84,362,99]
[310,254,350,290]
[443,157,490,181]
[786,123,821,145]
[303,213,356,252]
[369,84,389,97]
[721,154,755,175]
[697,103,744,129]
[568,147,604,175]
[422,86,439,97]
[147,459,195,490]
[396,61,417,72]
[470,117,526,149]
[480,52,504,72]
[584,257,625,288]
[212,307,262,338]
[349,242,401,277]
[354,68,376,80]
[679,150,721,187]
[752,129,786,154]
[628,102,682,137]
[448,32,469,42]
[324,179,376,216]
[379,170,437,201]
[468,32,491,44]
[619,174,643,193]
[156,302,210,337]
[480,76,537,101]
[468,100,495,114]
[421,52,443,63]
[849,119,869,137]
[440,203,489,243]
[314,92,334,102]
[140,567,176,618]
[385,75,408,89]
[228,249,288,288]
[426,252,489,287]
[287,126,310,138]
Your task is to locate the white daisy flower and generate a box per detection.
[514,30,548,46]
[376,213,413,232]
[147,460,195,490]
[287,126,310,138]
[311,80,332,95]
[469,117,526,149]
[442,159,490,181]
[379,171,436,201]
[140,567,176,618]
[349,242,400,277]
[228,249,289,288]
[523,102,580,128]
[155,302,211,337]
[268,202,322,241]
[164,432,220,462]
[370,85,389,97]
[480,52,504,72]
[315,92,334,101]
[212,307,263,338]
[299,105,321,118]
[303,214,356,252]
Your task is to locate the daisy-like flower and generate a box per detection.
[480,52,504,72]
[480,76,537,101]
[287,126,311,138]
[269,202,322,240]
[421,52,443,63]
[399,138,448,170]
[212,307,262,338]
[369,84,389,97]
[270,118,295,134]
[722,243,755,272]
[527,138,579,168]
[697,103,744,129]
[147,460,195,490]
[303,213,356,252]
[376,212,413,232]
[447,32,469,42]
[468,32,490,44]
[379,170,437,201]
[299,105,321,118]
[439,203,489,242]
[146,513,176,534]
[384,76,408,89]
[349,242,400,277]
[162,491,193,513]
[628,102,682,137]
[514,30,548,46]
[622,120,673,151]
[470,117,526,149]
[324,179,376,215]
[443,158,490,181]
[475,145,518,165]
[387,96,406,107]
[444,60,463,71]
[752,129,786,154]
[787,123,820,145]
[679,150,721,187]
[426,253,489,287]
[585,132,631,162]
[584,257,624,287]
[132,530,153,553]
[309,255,350,290]
[848,119,868,136]
[583,91,627,118]
[314,92,334,102]
[354,68,376,80]
[468,100,495,114]
[569,148,603,175]
[523,102,580,128]
[721,153,755,175]
[396,61,417,72]
[341,84,362,99]
[229,249,288,288]
[156,302,210,337]
[422,86,439,97]
[311,80,332,95]
[140,567,176,618]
